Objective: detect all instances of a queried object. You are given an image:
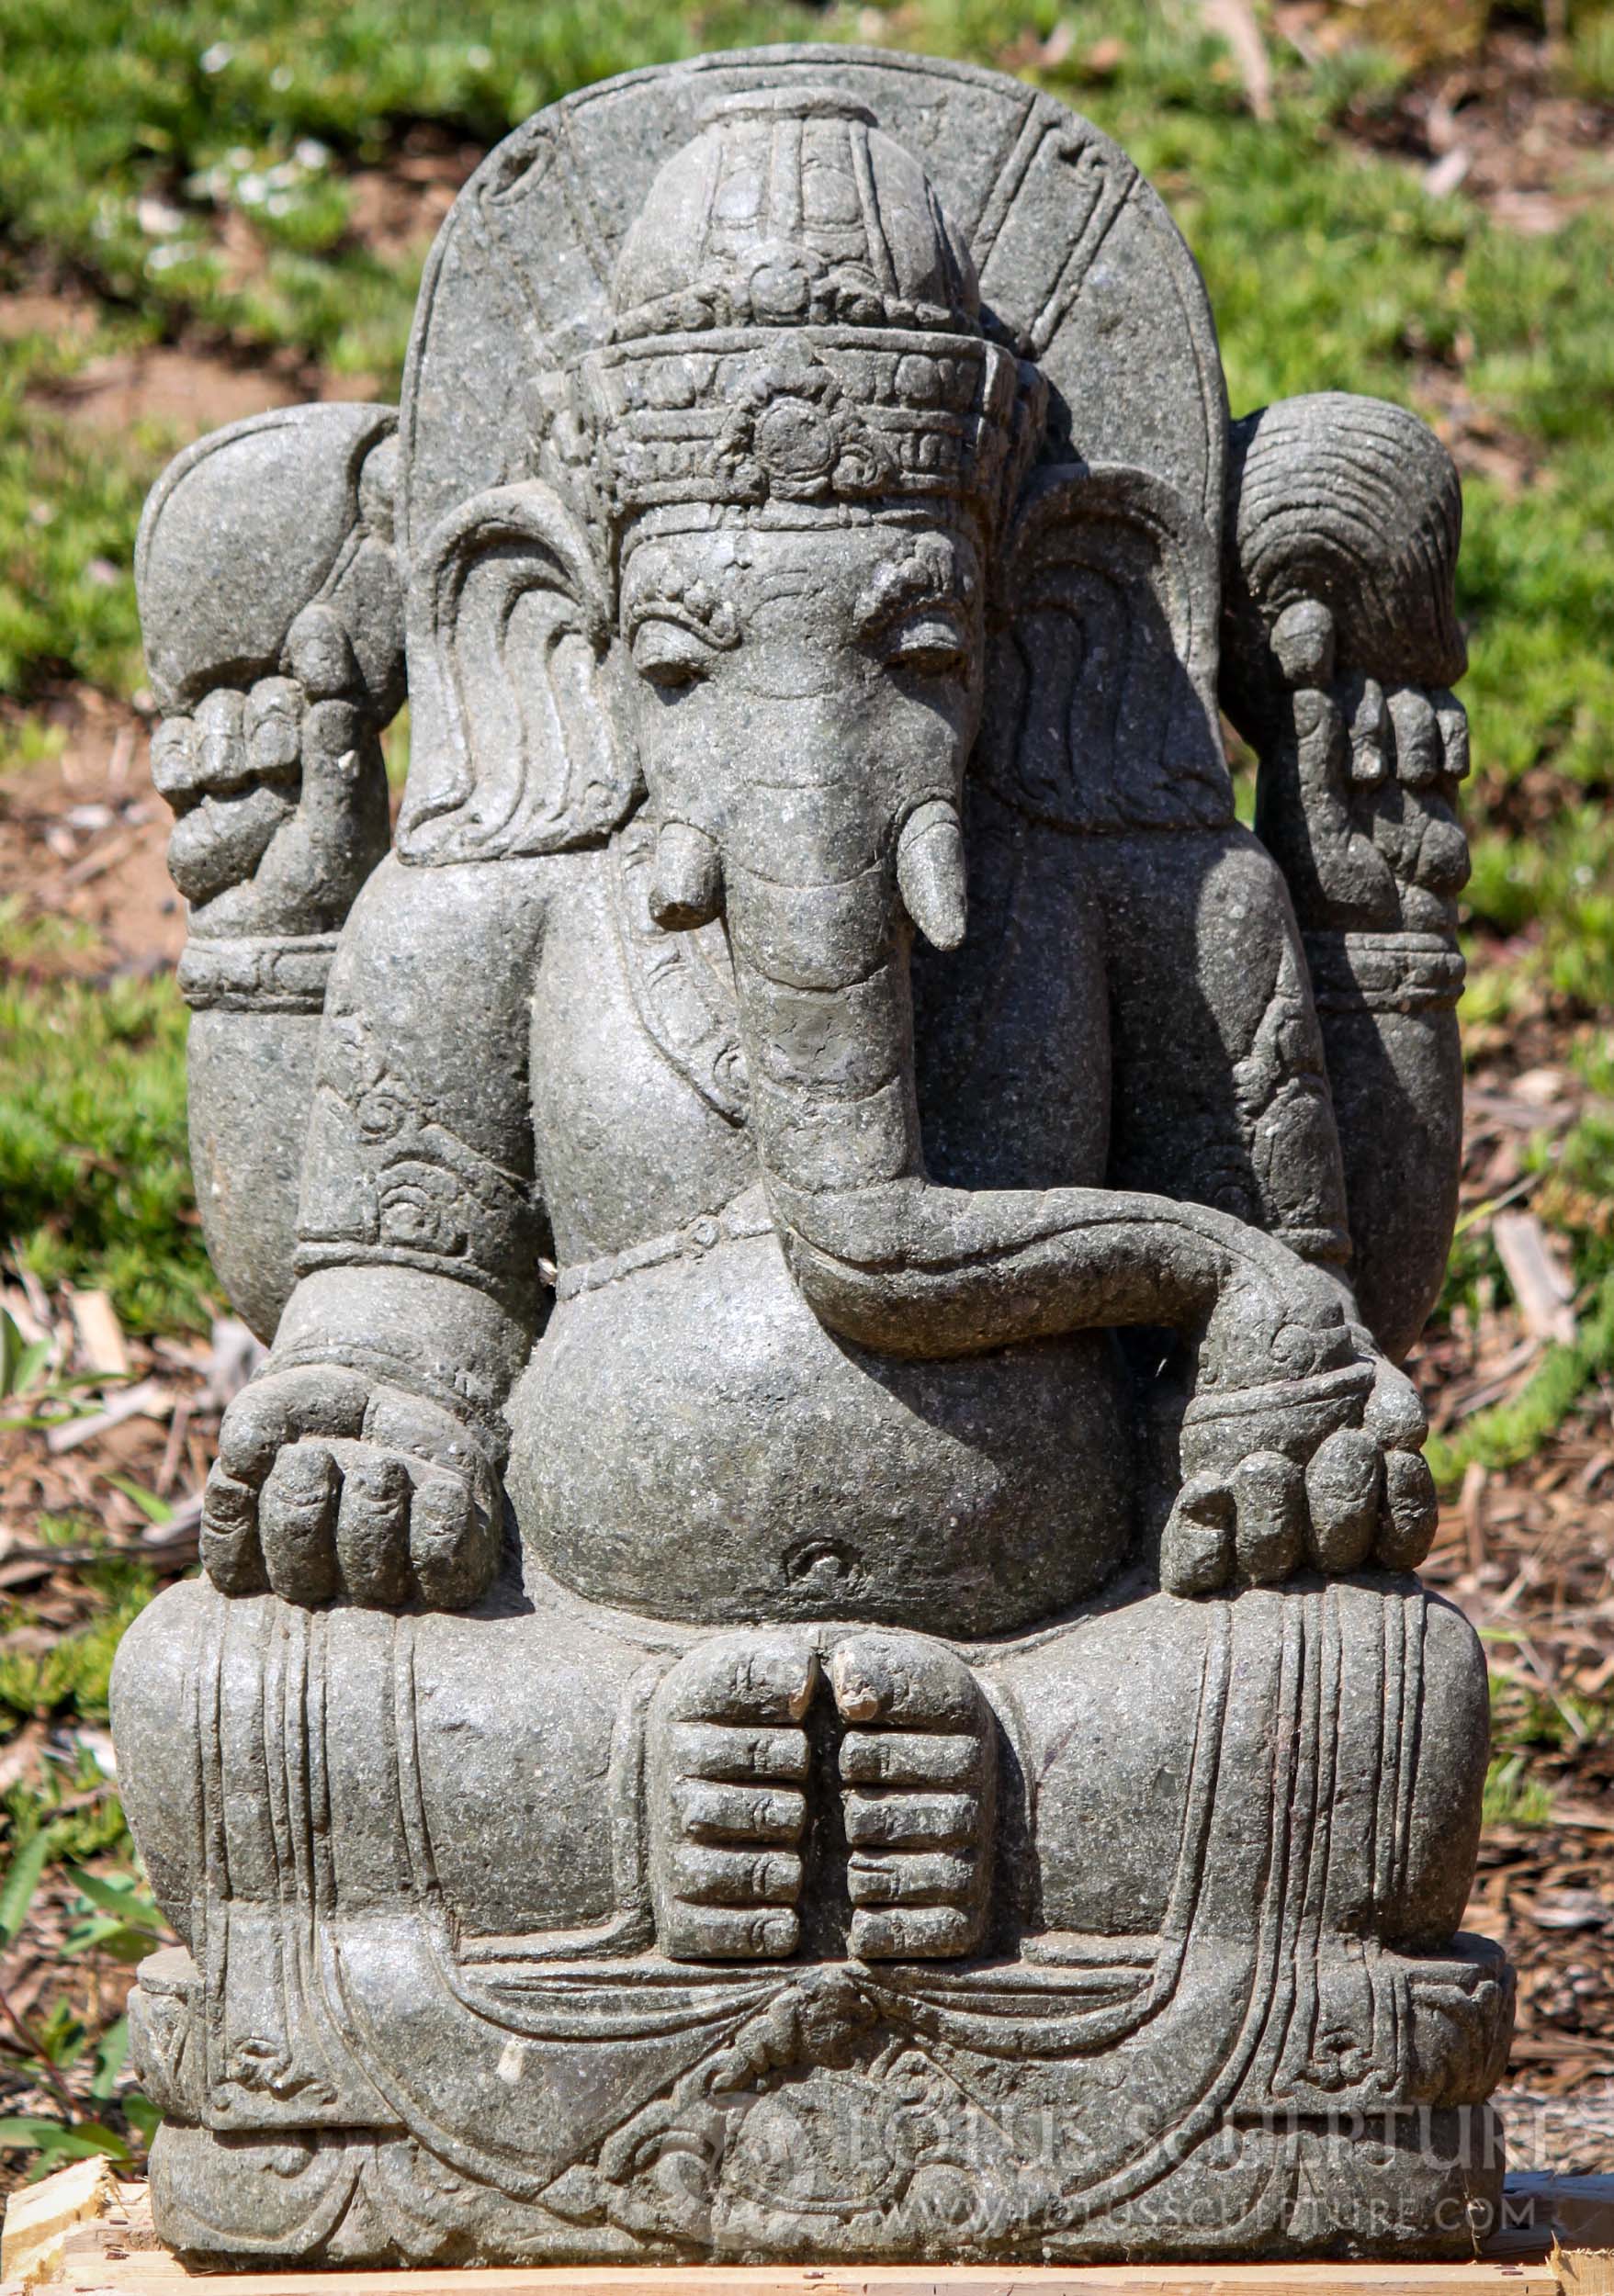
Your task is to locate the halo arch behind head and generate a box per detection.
[398,45,1229,567]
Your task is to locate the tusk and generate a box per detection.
[896,800,966,952]
[649,819,722,930]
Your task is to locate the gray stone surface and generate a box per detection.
[114,47,1507,2268]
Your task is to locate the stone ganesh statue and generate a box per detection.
[114,51,1509,2268]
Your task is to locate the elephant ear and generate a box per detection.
[396,480,639,864]
[979,463,1234,834]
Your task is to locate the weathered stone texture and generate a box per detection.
[114,46,1504,2268]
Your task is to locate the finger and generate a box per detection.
[1160,1471,1235,1596]
[364,1387,491,1472]
[1304,1426,1383,1573]
[200,1466,266,1595]
[408,1470,499,1611]
[661,1636,818,1726]
[217,1366,369,1485]
[840,1730,982,1789]
[1348,677,1389,787]
[166,789,288,906]
[668,1843,801,1907]
[298,699,368,842]
[1388,687,1441,790]
[847,1851,976,1907]
[1432,692,1470,782]
[829,1634,979,1729]
[150,717,205,806]
[661,1907,798,1961]
[672,1780,807,1844]
[842,1793,977,1851]
[193,687,256,793]
[335,1454,412,1607]
[669,1722,809,1784]
[258,1443,340,1605]
[1232,1449,1306,1585]
[1378,1448,1438,1570]
[286,603,361,700]
[245,678,302,782]
[1363,1360,1428,1451]
[850,1905,975,1960]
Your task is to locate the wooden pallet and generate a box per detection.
[4,2165,1612,2296]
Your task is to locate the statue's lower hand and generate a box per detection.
[1161,1278,1437,1597]
[202,1363,502,1609]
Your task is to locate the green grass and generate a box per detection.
[0,974,208,1333]
[0,1543,154,1736]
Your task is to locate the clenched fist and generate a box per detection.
[1161,1251,1437,1597]
[152,604,391,940]
[202,1362,502,1610]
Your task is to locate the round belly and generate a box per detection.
[506,1230,1134,1637]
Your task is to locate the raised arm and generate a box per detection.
[137,403,405,1339]
[1220,394,1471,1362]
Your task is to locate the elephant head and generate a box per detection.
[395,88,1344,1379]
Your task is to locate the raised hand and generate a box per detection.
[1253,599,1470,938]
[202,1362,502,1610]
[152,603,391,939]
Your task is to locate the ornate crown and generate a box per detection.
[565,90,1041,531]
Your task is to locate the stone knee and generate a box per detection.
[1391,1589,1490,1946]
[110,1577,212,1943]
[989,1580,1487,1956]
[111,1575,659,1947]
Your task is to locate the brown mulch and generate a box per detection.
[1326,19,1614,238]
[0,689,180,982]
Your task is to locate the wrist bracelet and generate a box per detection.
[177,934,340,1014]
[1304,930,1464,1018]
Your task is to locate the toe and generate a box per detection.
[829,1633,979,1730]
[842,1792,977,1851]
[672,1779,807,1845]
[670,1721,809,1784]
[839,1730,982,1789]
[846,1850,976,1907]
[850,1904,976,1960]
[669,1843,802,1907]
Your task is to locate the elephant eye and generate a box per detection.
[631,620,712,692]
[883,613,969,679]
